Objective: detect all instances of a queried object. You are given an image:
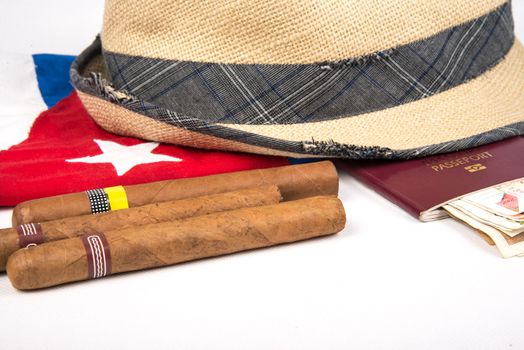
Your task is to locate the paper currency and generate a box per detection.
[443,179,524,258]
[448,200,524,236]
[462,180,524,219]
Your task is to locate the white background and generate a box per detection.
[0,2,523,349]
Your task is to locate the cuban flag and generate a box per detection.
[0,54,290,206]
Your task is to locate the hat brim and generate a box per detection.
[71,38,524,159]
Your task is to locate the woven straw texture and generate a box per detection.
[102,0,505,64]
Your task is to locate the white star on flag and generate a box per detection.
[66,139,182,176]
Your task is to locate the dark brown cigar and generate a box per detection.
[7,196,346,290]
[12,161,338,226]
[0,186,282,271]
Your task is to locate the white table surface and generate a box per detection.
[1,2,523,349]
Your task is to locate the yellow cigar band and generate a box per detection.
[104,185,129,211]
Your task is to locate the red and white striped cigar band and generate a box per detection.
[16,223,45,248]
[80,233,112,279]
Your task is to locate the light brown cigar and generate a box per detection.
[12,161,338,226]
[0,186,282,271]
[7,196,346,290]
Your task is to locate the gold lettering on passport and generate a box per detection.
[426,151,493,172]
[464,164,487,173]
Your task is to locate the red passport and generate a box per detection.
[339,137,524,221]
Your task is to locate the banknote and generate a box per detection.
[448,200,524,236]
[444,204,524,258]
[463,180,524,219]
[444,179,524,258]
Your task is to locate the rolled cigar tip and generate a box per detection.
[317,196,346,231]
[12,192,81,227]
[320,160,339,189]
[11,202,29,227]
[12,196,64,227]
[252,184,282,201]
[7,239,87,290]
[0,227,17,271]
[6,249,31,290]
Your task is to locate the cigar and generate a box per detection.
[12,161,338,226]
[7,196,346,290]
[0,186,282,271]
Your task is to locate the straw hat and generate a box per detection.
[71,0,524,159]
